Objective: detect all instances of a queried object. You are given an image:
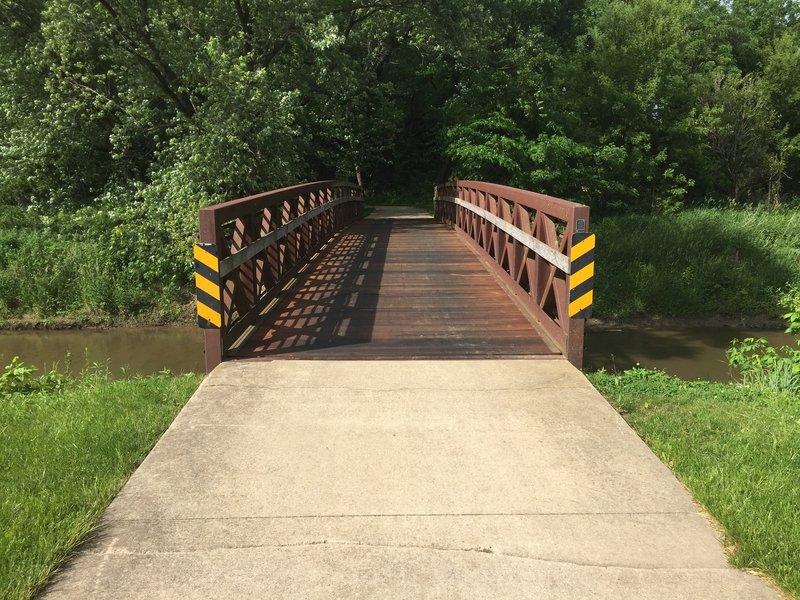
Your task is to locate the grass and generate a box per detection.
[0,371,202,599]
[592,207,800,319]
[589,368,800,598]
[0,205,191,326]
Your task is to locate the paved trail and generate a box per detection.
[42,359,780,599]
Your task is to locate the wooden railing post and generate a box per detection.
[199,207,224,373]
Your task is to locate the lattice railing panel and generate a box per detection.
[434,180,590,366]
[197,181,363,371]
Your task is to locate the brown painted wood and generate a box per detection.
[198,182,362,372]
[435,180,589,367]
[237,217,557,360]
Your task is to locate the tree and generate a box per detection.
[701,72,787,204]
[763,27,800,197]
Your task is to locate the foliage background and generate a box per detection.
[1,0,799,320]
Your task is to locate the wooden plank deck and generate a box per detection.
[236,210,558,360]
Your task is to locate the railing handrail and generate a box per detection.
[434,193,573,273]
[197,180,363,372]
[444,180,586,221]
[433,179,593,367]
[200,180,360,223]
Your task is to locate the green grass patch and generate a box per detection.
[589,369,800,598]
[592,208,800,319]
[0,371,202,599]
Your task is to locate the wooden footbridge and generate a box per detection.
[193,180,595,372]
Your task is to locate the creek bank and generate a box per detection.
[3,310,790,333]
[0,326,204,377]
[1,314,794,383]
[0,305,196,331]
[587,314,789,331]
[585,324,794,383]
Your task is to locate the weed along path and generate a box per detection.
[41,360,781,599]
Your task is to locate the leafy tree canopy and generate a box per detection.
[1,0,798,216]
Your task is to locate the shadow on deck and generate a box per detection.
[236,211,558,360]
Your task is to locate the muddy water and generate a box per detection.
[0,325,794,381]
[0,326,204,377]
[585,327,794,381]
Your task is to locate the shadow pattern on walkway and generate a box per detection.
[237,217,556,359]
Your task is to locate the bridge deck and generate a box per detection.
[237,208,558,360]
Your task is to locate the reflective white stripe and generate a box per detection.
[438,196,571,273]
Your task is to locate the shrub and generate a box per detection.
[0,357,68,396]
[727,285,800,394]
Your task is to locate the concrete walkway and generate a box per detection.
[42,360,781,599]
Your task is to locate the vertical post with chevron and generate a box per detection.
[194,243,222,329]
[568,232,595,319]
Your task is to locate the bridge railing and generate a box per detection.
[434,180,592,367]
[196,180,363,372]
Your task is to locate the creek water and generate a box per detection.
[0,326,205,377]
[0,325,794,381]
[585,327,793,381]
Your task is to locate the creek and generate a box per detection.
[0,325,793,382]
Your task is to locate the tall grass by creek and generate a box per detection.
[0,233,142,317]
[0,205,191,324]
[592,208,800,319]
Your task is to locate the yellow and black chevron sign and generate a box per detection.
[569,232,595,319]
[194,243,222,329]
